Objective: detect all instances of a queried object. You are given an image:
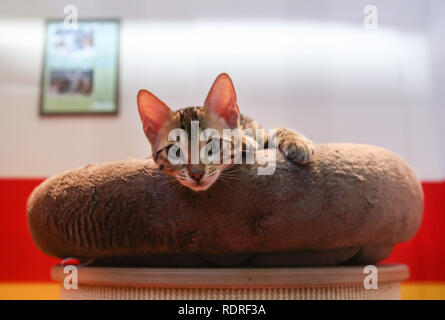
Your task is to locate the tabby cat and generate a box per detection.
[137,73,314,191]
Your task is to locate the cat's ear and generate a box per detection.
[137,89,172,144]
[204,73,240,129]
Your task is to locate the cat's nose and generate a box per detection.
[190,171,205,183]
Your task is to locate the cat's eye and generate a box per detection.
[166,144,181,157]
[165,144,186,165]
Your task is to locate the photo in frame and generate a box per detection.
[40,20,119,115]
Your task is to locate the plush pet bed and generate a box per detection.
[27,143,423,267]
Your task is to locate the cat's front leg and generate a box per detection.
[274,126,314,164]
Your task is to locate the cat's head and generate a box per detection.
[137,73,240,191]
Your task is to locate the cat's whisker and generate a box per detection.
[217,176,240,185]
[220,176,239,180]
[163,180,178,190]
[221,172,240,178]
[222,177,240,181]
[160,176,185,191]
[219,174,240,181]
[221,169,239,174]
[166,177,184,191]
[174,183,184,192]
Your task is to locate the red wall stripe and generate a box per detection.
[0,178,444,282]
[0,179,59,282]
[384,181,445,282]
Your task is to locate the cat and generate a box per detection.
[137,73,314,191]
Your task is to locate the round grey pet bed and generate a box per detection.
[27,144,423,267]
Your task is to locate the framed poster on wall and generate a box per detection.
[40,20,119,115]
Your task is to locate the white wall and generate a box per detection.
[428,0,445,173]
[0,0,443,180]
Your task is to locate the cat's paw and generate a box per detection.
[276,127,314,164]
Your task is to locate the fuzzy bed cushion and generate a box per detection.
[27,143,423,267]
